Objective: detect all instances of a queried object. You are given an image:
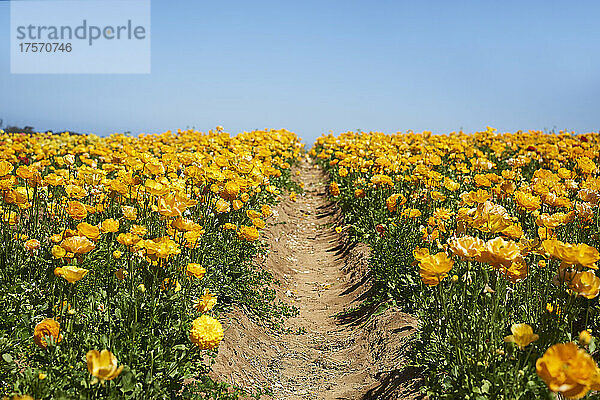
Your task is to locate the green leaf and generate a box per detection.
[2,353,13,363]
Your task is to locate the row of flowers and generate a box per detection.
[0,128,302,399]
[314,128,600,399]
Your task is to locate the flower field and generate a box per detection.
[313,128,600,400]
[3,126,600,400]
[0,128,302,399]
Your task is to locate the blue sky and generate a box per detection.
[0,0,599,144]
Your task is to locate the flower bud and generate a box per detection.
[579,330,592,346]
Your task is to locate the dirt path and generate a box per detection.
[213,159,418,400]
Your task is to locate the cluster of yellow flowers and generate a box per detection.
[0,127,302,397]
[314,128,600,399]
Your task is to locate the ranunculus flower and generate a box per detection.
[419,252,454,286]
[570,271,600,299]
[54,265,89,283]
[189,315,224,350]
[77,222,100,241]
[65,201,88,220]
[504,323,539,349]
[536,342,600,399]
[214,198,231,213]
[193,289,217,313]
[86,349,123,382]
[61,235,96,254]
[329,181,340,196]
[186,263,206,279]
[237,225,259,241]
[34,318,62,348]
[447,235,485,260]
[100,218,120,233]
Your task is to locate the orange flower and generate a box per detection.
[116,232,141,247]
[329,182,340,197]
[186,263,206,279]
[504,323,539,349]
[570,271,600,299]
[24,239,41,252]
[386,194,406,212]
[536,342,600,399]
[54,265,89,283]
[419,252,454,286]
[77,222,100,241]
[61,235,96,254]
[34,318,62,348]
[101,218,120,233]
[65,201,88,220]
[237,225,259,241]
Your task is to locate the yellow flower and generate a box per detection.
[370,174,393,186]
[186,263,206,279]
[156,193,186,217]
[0,160,14,176]
[413,247,430,262]
[214,198,231,213]
[504,323,539,349]
[536,342,600,399]
[419,252,454,286]
[514,191,541,211]
[223,223,237,230]
[237,225,259,241]
[329,182,340,196]
[51,245,67,258]
[129,225,147,237]
[579,330,593,346]
[54,265,89,283]
[86,350,124,382]
[447,235,485,260]
[116,233,141,247]
[478,237,523,270]
[386,194,406,212]
[65,200,88,220]
[61,235,96,254]
[34,318,62,348]
[261,204,272,218]
[77,222,100,241]
[570,271,600,299]
[100,218,120,233]
[543,240,600,269]
[121,205,138,220]
[246,210,262,220]
[193,289,217,313]
[220,180,240,201]
[189,315,224,350]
